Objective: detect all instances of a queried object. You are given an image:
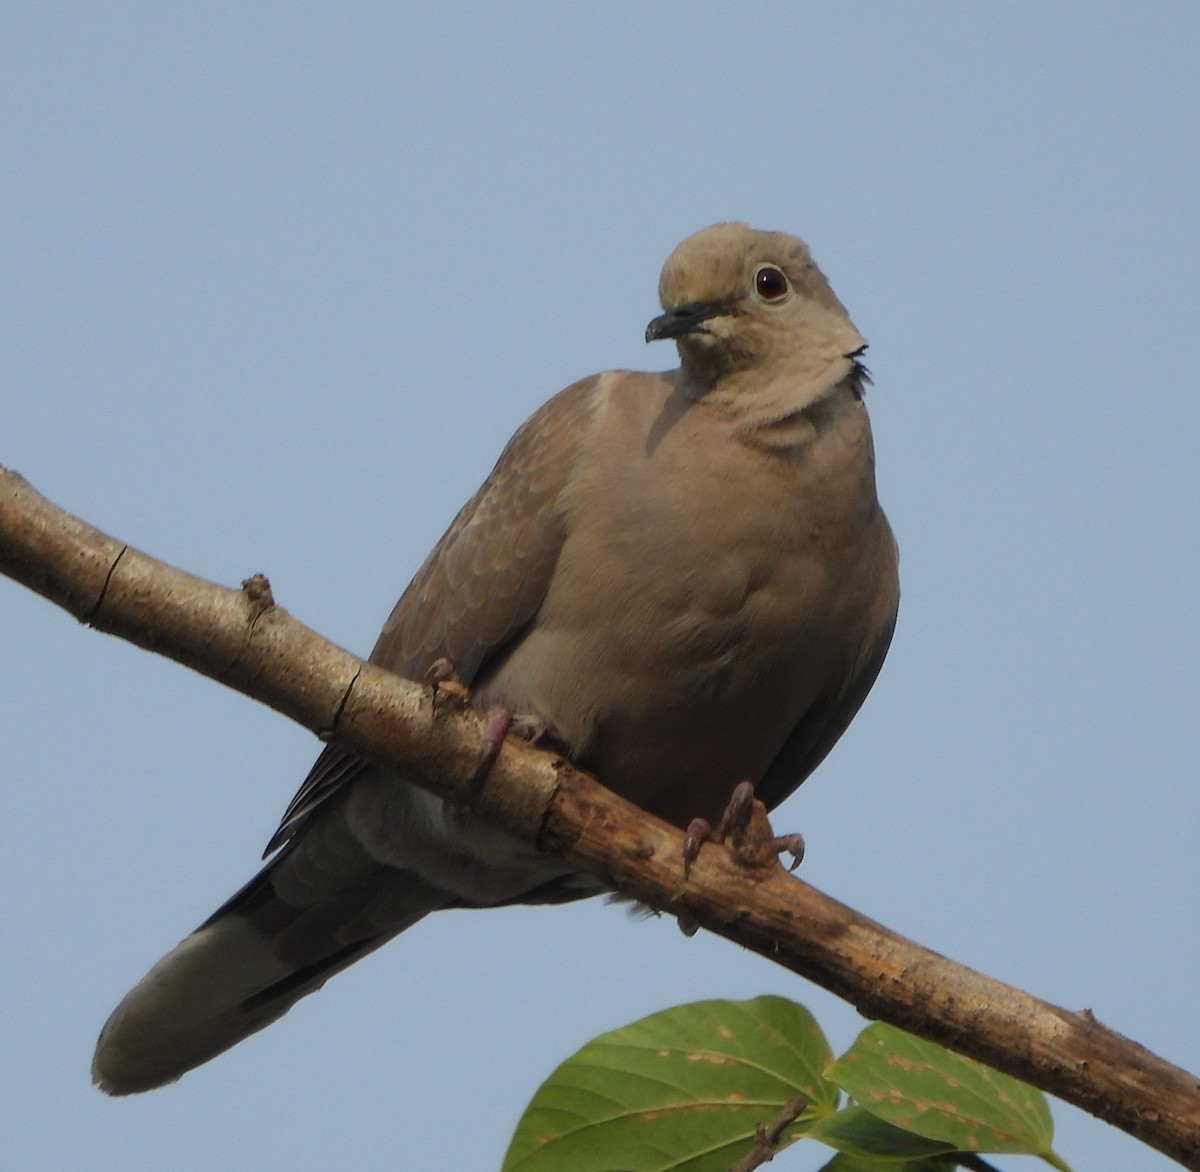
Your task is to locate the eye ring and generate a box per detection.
[752,264,791,303]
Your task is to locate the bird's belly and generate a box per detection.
[483,548,837,828]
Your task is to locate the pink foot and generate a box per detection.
[474,703,513,781]
[683,781,805,875]
[424,659,549,784]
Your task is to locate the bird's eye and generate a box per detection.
[752,264,791,303]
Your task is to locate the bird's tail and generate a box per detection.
[92,816,451,1095]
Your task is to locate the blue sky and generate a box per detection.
[3,5,1198,1169]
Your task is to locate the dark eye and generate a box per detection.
[753,264,790,302]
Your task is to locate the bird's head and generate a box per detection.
[646,222,866,399]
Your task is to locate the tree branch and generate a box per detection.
[728,1096,807,1171]
[3,463,1198,1168]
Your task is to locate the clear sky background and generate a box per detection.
[3,5,1198,1170]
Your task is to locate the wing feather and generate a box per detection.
[265,377,600,852]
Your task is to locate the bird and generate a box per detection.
[92,222,900,1095]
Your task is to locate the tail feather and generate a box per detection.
[92,825,451,1095]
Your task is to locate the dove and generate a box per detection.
[93,222,899,1094]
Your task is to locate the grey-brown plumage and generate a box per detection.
[92,222,899,1094]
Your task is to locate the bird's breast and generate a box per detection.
[480,382,886,825]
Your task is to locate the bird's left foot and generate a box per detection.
[473,706,552,779]
[423,658,549,782]
[683,781,805,875]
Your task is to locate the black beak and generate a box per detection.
[645,301,725,343]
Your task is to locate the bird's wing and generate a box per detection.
[265,376,601,853]
[757,589,898,812]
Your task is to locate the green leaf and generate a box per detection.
[820,1158,959,1172]
[818,1155,950,1172]
[502,996,839,1171]
[808,1105,957,1160]
[827,1023,1056,1158]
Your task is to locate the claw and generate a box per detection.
[772,833,806,872]
[423,656,460,686]
[470,704,557,781]
[424,656,471,704]
[473,702,513,782]
[682,781,805,874]
[423,659,550,793]
[508,712,550,743]
[423,659,542,785]
[682,816,715,876]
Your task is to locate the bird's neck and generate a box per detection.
[679,357,867,452]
